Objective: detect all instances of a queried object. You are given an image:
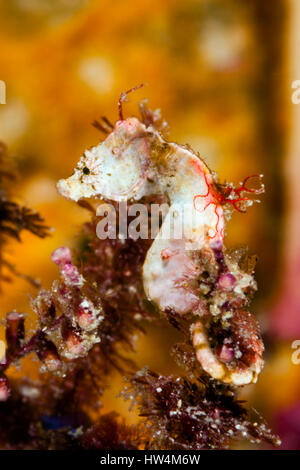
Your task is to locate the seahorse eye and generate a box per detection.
[83,167,90,175]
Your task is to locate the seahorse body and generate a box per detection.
[57,115,263,385]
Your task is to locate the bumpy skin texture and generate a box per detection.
[57,110,264,385]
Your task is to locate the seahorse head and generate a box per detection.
[57,117,151,202]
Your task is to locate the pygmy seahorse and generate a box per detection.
[57,90,264,386]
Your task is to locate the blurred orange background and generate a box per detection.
[1,0,300,449]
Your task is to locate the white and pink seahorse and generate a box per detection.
[57,89,264,386]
